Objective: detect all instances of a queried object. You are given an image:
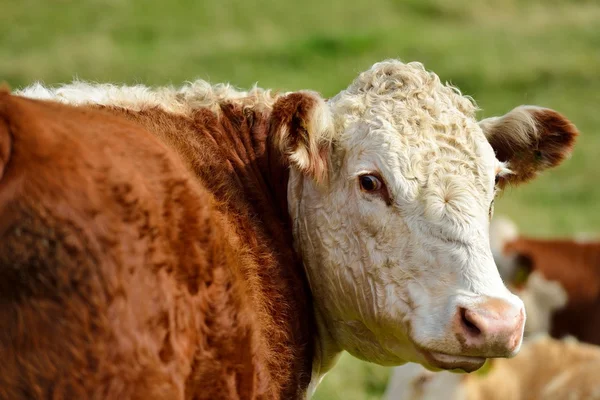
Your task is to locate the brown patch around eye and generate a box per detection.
[358,172,392,206]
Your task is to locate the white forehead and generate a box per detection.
[329,60,499,204]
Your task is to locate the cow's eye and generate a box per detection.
[495,174,500,185]
[359,174,382,192]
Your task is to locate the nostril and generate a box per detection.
[459,308,482,336]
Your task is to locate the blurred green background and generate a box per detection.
[2,0,598,398]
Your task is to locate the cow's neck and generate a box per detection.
[107,102,292,237]
[96,100,332,394]
[211,103,344,393]
[208,102,293,233]
[206,103,341,392]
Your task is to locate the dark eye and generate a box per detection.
[495,174,500,185]
[359,174,382,192]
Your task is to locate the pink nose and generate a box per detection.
[454,297,525,357]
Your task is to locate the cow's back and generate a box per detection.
[0,93,306,399]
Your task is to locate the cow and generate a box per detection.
[384,335,600,400]
[490,216,600,345]
[0,59,578,399]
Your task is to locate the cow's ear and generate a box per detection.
[479,106,578,188]
[0,88,13,181]
[270,91,334,184]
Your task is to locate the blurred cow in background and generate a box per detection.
[384,335,600,400]
[490,217,600,345]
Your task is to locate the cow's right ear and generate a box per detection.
[0,88,13,181]
[479,106,578,188]
[270,91,334,184]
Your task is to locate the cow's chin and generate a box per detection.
[417,349,486,373]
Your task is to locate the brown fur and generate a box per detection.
[484,107,579,188]
[269,92,332,184]
[0,91,319,399]
[503,237,600,346]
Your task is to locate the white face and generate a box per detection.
[289,60,527,371]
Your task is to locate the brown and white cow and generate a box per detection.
[384,335,600,400]
[490,217,600,346]
[0,60,578,399]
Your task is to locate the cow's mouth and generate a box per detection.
[419,350,486,372]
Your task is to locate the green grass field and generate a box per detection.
[3,0,598,398]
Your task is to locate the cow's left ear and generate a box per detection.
[479,106,579,188]
[270,91,334,184]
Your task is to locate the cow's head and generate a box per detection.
[270,60,578,372]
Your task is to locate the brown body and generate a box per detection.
[0,92,315,399]
[504,238,600,345]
